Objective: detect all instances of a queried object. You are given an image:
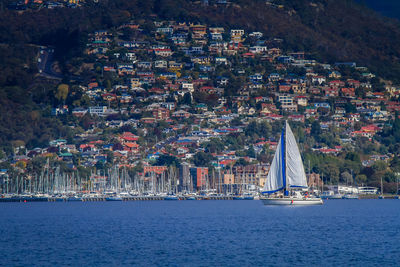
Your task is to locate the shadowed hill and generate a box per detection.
[1,0,400,81]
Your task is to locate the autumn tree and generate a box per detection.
[55,84,69,104]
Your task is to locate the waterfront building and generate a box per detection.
[358,186,378,194]
[233,164,267,188]
[190,167,209,190]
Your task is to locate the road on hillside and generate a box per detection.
[37,47,63,80]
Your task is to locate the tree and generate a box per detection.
[155,155,180,166]
[383,171,396,183]
[345,152,361,163]
[235,158,249,166]
[193,152,214,167]
[55,84,69,103]
[311,120,321,136]
[230,117,242,126]
[355,174,367,184]
[182,92,192,105]
[247,145,256,158]
[344,102,357,113]
[324,163,340,184]
[372,161,387,172]
[392,115,400,142]
[340,171,353,184]
[204,138,225,153]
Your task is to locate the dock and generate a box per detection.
[1,195,397,202]
[0,195,256,202]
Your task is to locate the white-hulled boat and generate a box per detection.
[260,121,323,205]
[343,193,359,199]
[329,193,344,199]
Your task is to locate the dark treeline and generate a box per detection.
[1,0,400,81]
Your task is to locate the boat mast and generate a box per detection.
[283,121,288,195]
[308,160,311,192]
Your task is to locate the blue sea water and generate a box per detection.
[0,200,399,266]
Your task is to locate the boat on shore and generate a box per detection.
[260,121,323,205]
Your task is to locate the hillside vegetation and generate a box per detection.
[0,0,400,150]
[2,0,400,79]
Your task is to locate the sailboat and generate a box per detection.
[260,121,323,205]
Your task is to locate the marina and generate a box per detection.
[1,193,398,202]
[0,194,256,202]
[0,158,263,202]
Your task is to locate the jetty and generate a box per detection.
[0,194,257,202]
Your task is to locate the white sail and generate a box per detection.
[261,122,323,205]
[262,132,285,193]
[285,121,308,188]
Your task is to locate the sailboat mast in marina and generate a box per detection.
[261,121,323,205]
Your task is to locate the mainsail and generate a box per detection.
[285,122,308,188]
[262,121,308,193]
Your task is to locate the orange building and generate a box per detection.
[190,167,208,189]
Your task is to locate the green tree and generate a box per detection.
[182,92,192,105]
[311,120,321,136]
[193,152,214,167]
[247,145,256,158]
[355,174,367,184]
[155,155,180,166]
[372,161,387,172]
[55,84,69,103]
[204,138,225,153]
[235,158,249,166]
[392,116,400,142]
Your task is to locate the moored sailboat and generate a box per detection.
[260,121,323,205]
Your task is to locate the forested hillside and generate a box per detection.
[1,0,400,151]
[2,0,400,80]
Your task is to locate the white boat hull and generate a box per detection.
[343,194,359,199]
[261,197,323,205]
[329,194,344,199]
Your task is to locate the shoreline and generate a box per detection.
[0,194,398,202]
